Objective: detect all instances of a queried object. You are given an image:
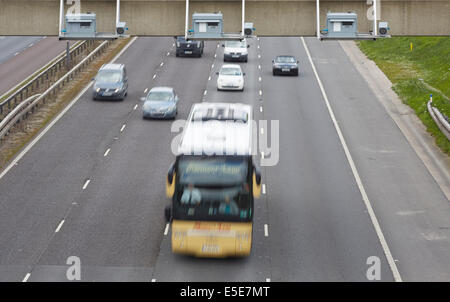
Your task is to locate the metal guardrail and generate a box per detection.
[0,94,41,141]
[0,40,111,142]
[427,95,450,141]
[0,40,95,119]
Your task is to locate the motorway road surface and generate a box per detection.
[0,37,448,282]
[0,36,76,96]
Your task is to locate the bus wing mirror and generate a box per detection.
[167,163,175,184]
[166,163,176,198]
[164,205,172,222]
[252,165,262,199]
[254,165,262,185]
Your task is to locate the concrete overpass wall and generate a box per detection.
[0,0,449,36]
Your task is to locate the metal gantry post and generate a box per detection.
[316,0,320,39]
[116,0,121,27]
[373,0,378,36]
[59,0,64,35]
[242,0,245,38]
[185,0,189,39]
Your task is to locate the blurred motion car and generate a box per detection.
[216,64,245,91]
[272,55,299,76]
[142,87,179,119]
[223,39,249,62]
[92,64,128,100]
[175,36,204,57]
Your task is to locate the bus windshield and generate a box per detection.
[174,157,252,222]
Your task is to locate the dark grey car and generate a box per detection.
[272,55,299,76]
[142,87,179,119]
[93,64,128,100]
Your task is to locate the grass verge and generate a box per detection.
[357,37,450,155]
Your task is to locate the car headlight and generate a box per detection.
[95,87,101,92]
[114,88,120,93]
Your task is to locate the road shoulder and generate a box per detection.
[339,40,450,202]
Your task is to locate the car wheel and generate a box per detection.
[176,53,179,57]
[273,70,276,76]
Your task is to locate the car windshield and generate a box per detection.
[220,67,242,76]
[147,91,173,101]
[226,41,245,48]
[96,71,122,83]
[275,56,296,63]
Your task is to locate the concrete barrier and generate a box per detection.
[0,0,449,36]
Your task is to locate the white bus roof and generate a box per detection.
[178,103,254,156]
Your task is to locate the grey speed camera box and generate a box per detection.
[191,12,223,39]
[326,12,358,38]
[64,13,97,38]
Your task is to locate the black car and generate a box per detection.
[175,36,204,57]
[272,55,299,76]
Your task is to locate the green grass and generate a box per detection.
[357,37,450,155]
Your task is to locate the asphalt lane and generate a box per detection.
[29,38,216,281]
[0,36,447,282]
[152,38,272,282]
[259,37,393,281]
[0,37,173,281]
[0,36,42,64]
[304,37,450,281]
[0,36,75,96]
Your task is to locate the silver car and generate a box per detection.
[142,87,179,119]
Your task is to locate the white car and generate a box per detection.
[223,39,249,62]
[216,64,245,91]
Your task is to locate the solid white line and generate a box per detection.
[153,74,156,79]
[0,37,138,182]
[164,223,170,236]
[264,224,269,237]
[55,220,65,233]
[261,151,265,159]
[120,124,126,132]
[133,104,138,110]
[262,184,266,194]
[22,273,31,282]
[82,179,91,190]
[104,148,111,157]
[260,128,264,135]
[300,37,402,282]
